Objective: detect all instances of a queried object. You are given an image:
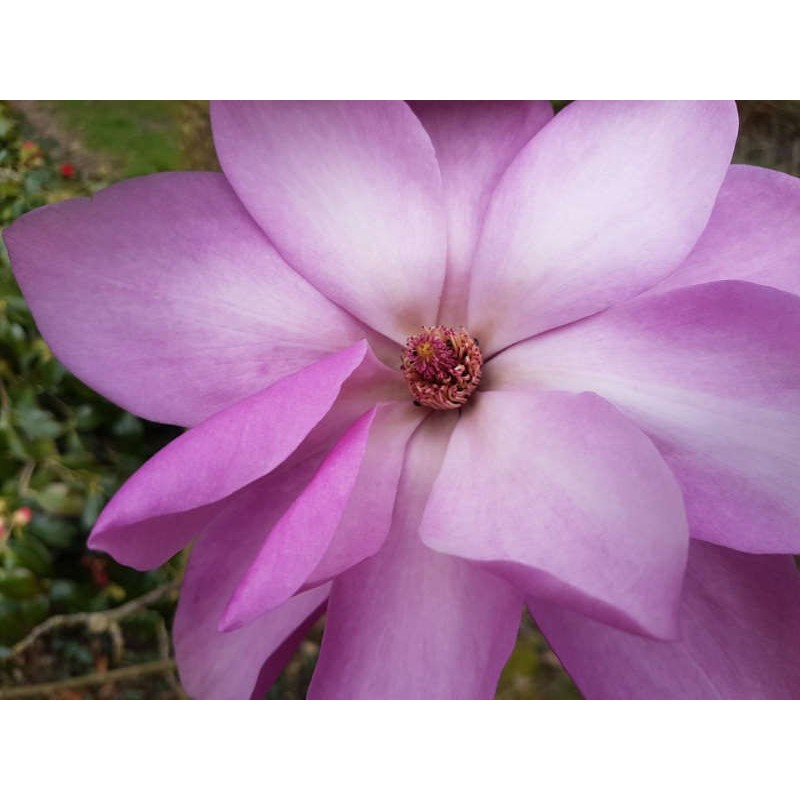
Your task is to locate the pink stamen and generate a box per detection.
[401,326,483,411]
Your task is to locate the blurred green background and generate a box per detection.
[0,101,797,699]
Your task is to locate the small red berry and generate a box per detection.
[11,506,32,526]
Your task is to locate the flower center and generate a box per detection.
[401,326,483,410]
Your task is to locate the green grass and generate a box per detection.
[50,101,184,177]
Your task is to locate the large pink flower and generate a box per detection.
[5,101,800,699]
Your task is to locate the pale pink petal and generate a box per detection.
[218,410,376,631]
[530,541,800,699]
[410,101,553,322]
[3,172,373,427]
[655,165,800,296]
[467,101,738,353]
[220,402,423,630]
[173,461,330,699]
[305,402,423,585]
[491,281,800,553]
[211,101,447,341]
[308,415,522,699]
[90,342,404,569]
[420,391,688,639]
[249,611,325,699]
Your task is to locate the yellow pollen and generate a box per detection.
[416,342,435,360]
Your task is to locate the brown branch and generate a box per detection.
[6,578,181,659]
[0,659,177,699]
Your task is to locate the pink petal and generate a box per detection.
[467,101,739,353]
[655,165,800,296]
[211,101,447,341]
[90,342,403,569]
[220,402,423,630]
[410,101,553,323]
[249,610,325,699]
[173,463,330,699]
[305,402,423,585]
[491,280,800,553]
[3,172,372,427]
[308,415,522,699]
[420,391,688,639]
[530,541,800,699]
[219,410,377,630]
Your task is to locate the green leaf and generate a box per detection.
[81,487,104,528]
[0,567,39,599]
[23,168,51,194]
[14,406,63,440]
[112,412,144,437]
[35,483,83,516]
[0,594,48,645]
[9,535,53,575]
[30,515,75,549]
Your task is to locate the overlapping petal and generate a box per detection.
[467,101,739,352]
[220,402,423,630]
[172,463,330,699]
[491,281,800,553]
[89,342,405,569]
[248,612,326,700]
[309,415,522,699]
[655,165,800,296]
[3,172,373,427]
[211,101,447,341]
[410,101,553,322]
[530,541,800,699]
[420,391,688,638]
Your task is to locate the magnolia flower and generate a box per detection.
[5,101,800,699]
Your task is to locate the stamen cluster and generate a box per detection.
[401,326,483,411]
